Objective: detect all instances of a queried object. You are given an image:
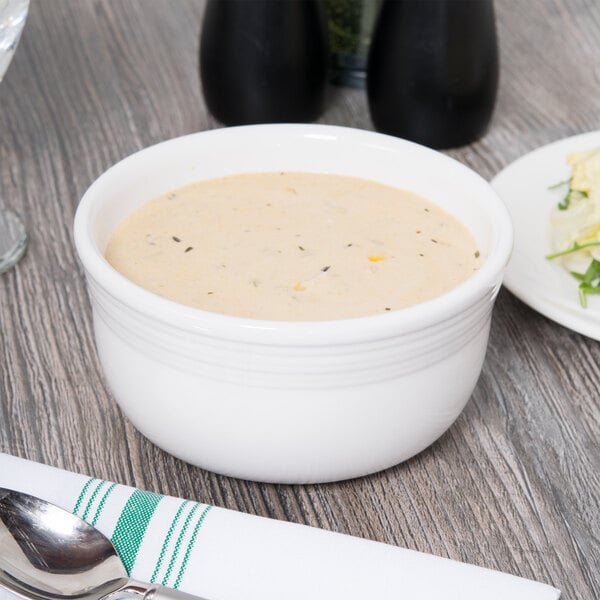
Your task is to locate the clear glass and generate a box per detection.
[0,0,29,274]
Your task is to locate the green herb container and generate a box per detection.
[326,0,382,88]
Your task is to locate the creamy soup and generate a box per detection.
[105,172,481,320]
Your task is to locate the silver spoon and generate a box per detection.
[0,488,206,600]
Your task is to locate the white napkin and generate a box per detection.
[0,453,560,600]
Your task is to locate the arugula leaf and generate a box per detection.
[558,189,572,210]
[546,240,600,259]
[558,188,589,211]
[549,176,589,211]
[572,259,600,308]
[547,178,571,190]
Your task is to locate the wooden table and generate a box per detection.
[1,1,598,598]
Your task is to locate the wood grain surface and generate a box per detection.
[0,1,598,598]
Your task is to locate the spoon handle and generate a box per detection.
[128,583,209,600]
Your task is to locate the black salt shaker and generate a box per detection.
[367,0,499,149]
[200,0,329,126]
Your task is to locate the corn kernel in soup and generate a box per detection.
[105,172,481,320]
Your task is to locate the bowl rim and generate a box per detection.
[74,124,513,346]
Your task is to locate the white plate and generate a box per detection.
[491,130,600,341]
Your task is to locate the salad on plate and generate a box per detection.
[547,146,600,307]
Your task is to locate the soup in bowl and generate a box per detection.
[74,124,512,483]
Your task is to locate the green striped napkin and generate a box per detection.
[0,453,560,600]
[72,478,211,587]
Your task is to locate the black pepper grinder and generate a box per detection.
[367,0,499,149]
[200,0,329,126]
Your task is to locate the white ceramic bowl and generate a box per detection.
[74,124,512,484]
